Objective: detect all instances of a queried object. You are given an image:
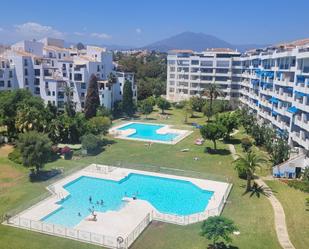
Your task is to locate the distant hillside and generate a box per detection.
[142,31,267,52]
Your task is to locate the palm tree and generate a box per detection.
[233,151,265,192]
[108,73,117,108]
[64,83,75,117]
[202,83,223,112]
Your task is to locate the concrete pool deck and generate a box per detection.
[109,121,193,144]
[5,164,232,248]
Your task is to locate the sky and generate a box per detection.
[0,0,309,47]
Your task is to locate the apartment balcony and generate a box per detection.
[272,91,293,103]
[270,115,290,131]
[291,131,309,150]
[259,88,273,96]
[294,115,309,132]
[273,77,293,87]
[259,99,272,109]
[273,105,293,119]
[294,98,309,112]
[294,82,309,95]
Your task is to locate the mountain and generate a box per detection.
[142,31,267,52]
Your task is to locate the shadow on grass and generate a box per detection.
[207,242,239,249]
[224,138,241,145]
[240,182,273,198]
[29,169,62,182]
[204,147,231,155]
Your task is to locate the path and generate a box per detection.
[228,143,296,249]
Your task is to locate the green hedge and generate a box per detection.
[287,180,309,193]
[8,148,22,164]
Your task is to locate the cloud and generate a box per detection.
[90,32,112,39]
[0,27,3,32]
[136,28,142,34]
[14,22,64,38]
[73,32,85,36]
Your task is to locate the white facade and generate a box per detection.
[166,49,241,102]
[166,40,309,151]
[0,38,135,111]
[116,71,137,101]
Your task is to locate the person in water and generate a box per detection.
[100,200,104,205]
[89,196,92,203]
[78,212,81,217]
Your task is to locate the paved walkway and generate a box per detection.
[228,143,296,249]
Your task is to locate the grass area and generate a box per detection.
[0,108,281,249]
[267,180,309,249]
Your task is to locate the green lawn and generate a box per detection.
[266,180,309,249]
[0,108,281,249]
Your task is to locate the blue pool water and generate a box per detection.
[117,123,180,142]
[42,174,213,227]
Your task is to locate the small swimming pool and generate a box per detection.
[42,173,214,227]
[117,122,180,142]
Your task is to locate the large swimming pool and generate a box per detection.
[42,173,214,227]
[117,123,180,142]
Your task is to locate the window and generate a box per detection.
[97,65,100,72]
[70,82,74,88]
[58,92,64,99]
[81,83,86,89]
[24,68,28,76]
[62,64,66,69]
[216,60,230,67]
[191,60,199,65]
[34,69,40,76]
[35,87,40,94]
[52,91,55,96]
[7,80,11,87]
[201,61,213,67]
[74,73,82,81]
[45,82,49,88]
[24,59,28,66]
[81,102,85,108]
[0,81,4,87]
[58,53,61,59]
[9,71,13,78]
[35,78,40,85]
[47,91,51,96]
[25,78,28,85]
[69,73,72,80]
[81,92,85,97]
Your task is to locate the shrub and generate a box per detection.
[287,180,309,193]
[8,148,22,164]
[81,134,101,155]
[61,146,72,160]
[174,101,186,109]
[241,137,252,152]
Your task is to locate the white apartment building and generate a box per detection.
[166,39,309,151]
[166,49,241,102]
[116,71,137,101]
[0,37,135,111]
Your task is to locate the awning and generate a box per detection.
[294,91,306,98]
[272,110,279,116]
[251,79,259,86]
[287,106,298,114]
[269,97,279,104]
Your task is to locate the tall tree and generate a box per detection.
[140,99,153,119]
[0,89,33,138]
[64,83,76,117]
[200,216,237,249]
[200,123,226,150]
[203,84,222,113]
[122,80,134,116]
[18,131,52,173]
[233,151,265,192]
[156,97,171,114]
[85,74,100,119]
